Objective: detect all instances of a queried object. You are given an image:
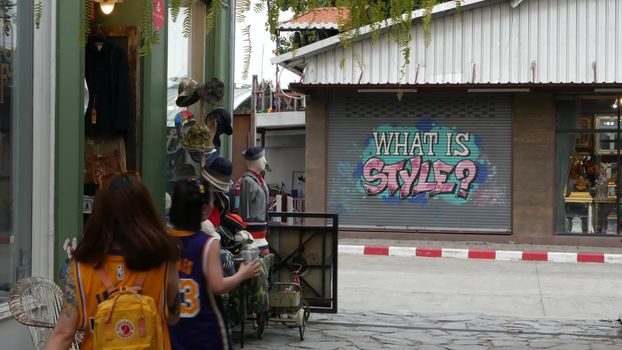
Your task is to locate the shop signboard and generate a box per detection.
[153,0,165,30]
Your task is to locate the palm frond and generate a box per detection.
[34,1,42,29]
[236,0,250,22]
[206,0,220,34]
[182,6,192,37]
[253,1,265,13]
[170,0,182,22]
[79,0,93,45]
[241,25,252,80]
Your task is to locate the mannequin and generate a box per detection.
[239,147,270,254]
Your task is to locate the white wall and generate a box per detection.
[263,132,305,196]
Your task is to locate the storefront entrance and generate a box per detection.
[327,93,512,232]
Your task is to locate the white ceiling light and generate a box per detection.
[95,0,124,15]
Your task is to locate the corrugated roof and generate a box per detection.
[277,7,349,31]
[273,0,622,86]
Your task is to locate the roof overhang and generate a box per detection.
[287,83,622,94]
[271,0,508,76]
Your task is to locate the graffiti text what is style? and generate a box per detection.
[363,131,478,199]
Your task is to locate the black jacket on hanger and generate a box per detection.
[84,38,131,135]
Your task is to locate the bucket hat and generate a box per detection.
[199,77,225,105]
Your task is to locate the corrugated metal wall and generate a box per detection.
[327,93,512,231]
[305,0,622,85]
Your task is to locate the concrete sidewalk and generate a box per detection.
[339,238,622,254]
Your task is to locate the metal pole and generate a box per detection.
[228,0,236,161]
[251,75,258,146]
[617,97,621,235]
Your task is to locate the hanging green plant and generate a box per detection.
[34,1,43,29]
[139,0,160,56]
[205,0,221,34]
[262,0,462,86]
[78,0,162,56]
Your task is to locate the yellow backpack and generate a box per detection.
[92,269,164,350]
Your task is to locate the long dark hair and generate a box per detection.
[170,178,213,232]
[73,174,180,270]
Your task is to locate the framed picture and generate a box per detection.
[575,117,593,149]
[595,115,618,154]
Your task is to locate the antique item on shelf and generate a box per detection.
[595,175,609,200]
[595,116,619,155]
[587,205,595,233]
[565,191,592,203]
[574,175,588,191]
[608,182,617,200]
[606,213,618,234]
[570,216,583,233]
[575,117,593,148]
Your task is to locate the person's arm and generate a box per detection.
[45,261,80,350]
[203,239,260,295]
[166,261,181,325]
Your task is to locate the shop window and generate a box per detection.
[0,1,32,303]
[556,97,622,235]
[166,7,190,127]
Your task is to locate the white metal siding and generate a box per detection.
[303,0,622,85]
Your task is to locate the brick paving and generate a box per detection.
[237,311,622,349]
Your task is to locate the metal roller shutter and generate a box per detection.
[327,93,512,232]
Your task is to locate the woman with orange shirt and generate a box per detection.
[45,174,181,350]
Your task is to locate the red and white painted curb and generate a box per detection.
[338,245,622,264]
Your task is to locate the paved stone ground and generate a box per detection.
[236,312,622,349]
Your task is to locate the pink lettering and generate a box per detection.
[398,157,422,199]
[361,157,388,195]
[384,160,406,195]
[454,160,478,199]
[413,161,437,195]
[431,160,456,196]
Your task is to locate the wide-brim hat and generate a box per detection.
[176,77,200,107]
[202,167,233,192]
[199,78,225,105]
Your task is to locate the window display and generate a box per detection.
[556,97,622,235]
[0,0,31,303]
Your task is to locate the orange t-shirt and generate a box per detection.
[71,255,171,350]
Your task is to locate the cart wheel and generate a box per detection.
[296,309,305,340]
[257,312,265,339]
[303,300,311,321]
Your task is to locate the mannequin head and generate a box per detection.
[242,147,267,173]
[246,155,267,173]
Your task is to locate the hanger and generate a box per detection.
[89,24,106,50]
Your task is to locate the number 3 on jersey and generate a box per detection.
[179,278,200,317]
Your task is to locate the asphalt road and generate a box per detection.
[241,255,622,349]
[338,255,622,319]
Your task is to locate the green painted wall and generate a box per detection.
[205,2,232,159]
[55,0,84,277]
[54,1,169,276]
[54,0,232,274]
